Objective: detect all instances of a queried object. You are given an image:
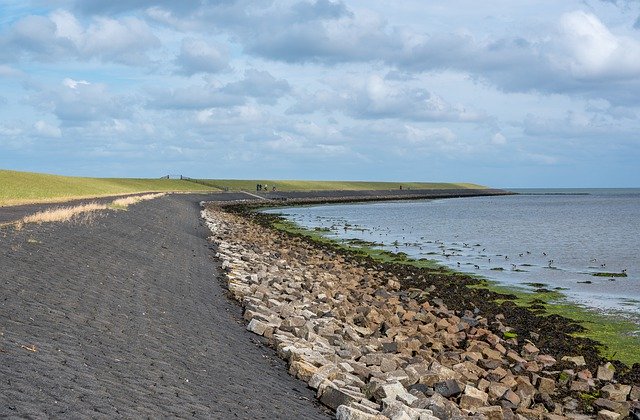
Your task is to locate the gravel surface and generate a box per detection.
[0,194,330,419]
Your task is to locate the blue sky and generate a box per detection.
[1,0,639,187]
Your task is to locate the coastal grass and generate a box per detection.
[470,280,640,366]
[110,193,166,209]
[195,179,486,192]
[19,203,108,226]
[14,193,167,227]
[270,213,640,366]
[0,169,217,206]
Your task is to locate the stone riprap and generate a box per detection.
[202,206,639,420]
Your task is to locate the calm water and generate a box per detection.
[266,189,640,322]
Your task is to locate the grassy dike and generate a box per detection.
[0,170,218,206]
[244,204,640,372]
[0,169,485,207]
[190,179,486,191]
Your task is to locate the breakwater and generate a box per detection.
[202,204,639,419]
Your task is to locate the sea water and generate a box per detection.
[265,189,640,323]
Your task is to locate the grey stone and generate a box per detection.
[433,379,463,398]
[320,385,360,410]
[336,404,384,420]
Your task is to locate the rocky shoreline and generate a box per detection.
[202,204,639,420]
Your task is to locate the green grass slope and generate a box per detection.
[0,170,217,206]
[195,179,487,191]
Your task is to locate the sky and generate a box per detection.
[1,1,639,187]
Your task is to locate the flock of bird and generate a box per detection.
[292,214,629,278]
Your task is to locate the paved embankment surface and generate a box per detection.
[0,194,330,419]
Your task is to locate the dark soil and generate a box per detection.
[0,194,330,419]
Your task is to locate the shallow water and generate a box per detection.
[266,189,640,322]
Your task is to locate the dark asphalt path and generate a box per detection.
[0,194,330,419]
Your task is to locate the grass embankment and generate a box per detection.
[0,170,217,206]
[270,213,640,366]
[195,179,486,191]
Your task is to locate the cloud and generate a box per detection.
[246,8,402,64]
[290,75,486,122]
[147,83,244,110]
[221,69,290,104]
[491,132,507,145]
[0,64,24,78]
[553,11,640,79]
[67,0,207,16]
[522,110,640,140]
[174,38,230,75]
[2,10,160,66]
[34,120,62,137]
[291,0,352,21]
[30,78,133,125]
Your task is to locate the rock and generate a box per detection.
[419,362,461,386]
[570,380,591,392]
[476,405,504,420]
[381,401,421,420]
[380,357,398,373]
[523,343,540,356]
[373,381,408,403]
[309,364,340,389]
[407,383,432,396]
[336,404,385,420]
[601,384,631,402]
[537,377,556,394]
[465,385,489,404]
[488,383,510,401]
[418,393,462,419]
[501,389,521,408]
[246,318,269,336]
[289,360,319,382]
[593,398,629,416]
[433,379,463,398]
[597,363,615,381]
[320,385,362,410]
[516,407,545,420]
[382,342,399,353]
[562,356,586,366]
[597,410,621,420]
[542,414,567,420]
[534,392,555,412]
[630,385,640,401]
[536,355,557,367]
[460,395,486,410]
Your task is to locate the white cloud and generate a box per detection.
[290,75,486,122]
[554,11,640,79]
[491,132,507,145]
[28,78,133,126]
[4,10,160,66]
[34,120,62,137]
[174,38,230,75]
[63,78,90,89]
[0,64,24,78]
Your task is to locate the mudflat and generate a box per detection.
[0,194,329,418]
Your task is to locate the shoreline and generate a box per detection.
[262,195,640,366]
[203,202,639,419]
